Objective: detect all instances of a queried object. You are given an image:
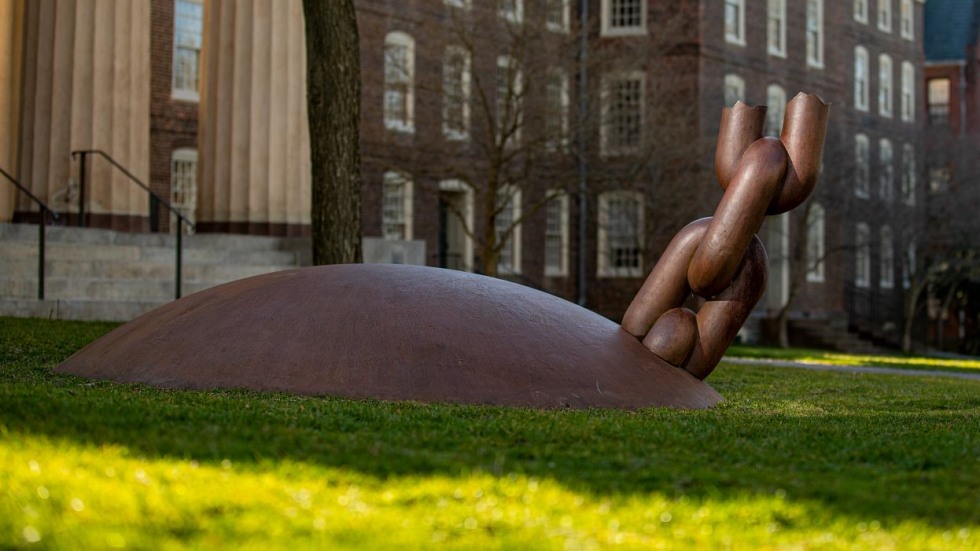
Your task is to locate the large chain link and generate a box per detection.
[622,93,829,380]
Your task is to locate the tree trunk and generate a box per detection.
[303,0,362,265]
[901,277,927,353]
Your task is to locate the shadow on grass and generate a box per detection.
[3,317,980,530]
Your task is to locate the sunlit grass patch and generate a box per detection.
[2,317,980,549]
[728,344,980,373]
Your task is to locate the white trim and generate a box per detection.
[724,73,745,106]
[597,190,644,278]
[900,0,914,39]
[878,0,892,32]
[495,185,522,275]
[879,138,894,202]
[443,46,471,141]
[854,0,868,23]
[725,0,746,46]
[600,0,647,37]
[765,84,786,137]
[600,71,645,156]
[439,179,474,272]
[855,133,870,198]
[382,171,413,241]
[900,61,915,122]
[806,0,824,68]
[806,203,825,282]
[544,191,569,277]
[546,0,570,33]
[855,222,871,288]
[854,46,869,111]
[499,0,523,23]
[545,68,570,152]
[383,31,416,133]
[880,226,894,289]
[767,0,787,57]
[878,54,893,118]
[901,143,916,206]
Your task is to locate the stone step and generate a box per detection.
[0,297,168,323]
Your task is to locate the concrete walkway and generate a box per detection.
[722,357,980,381]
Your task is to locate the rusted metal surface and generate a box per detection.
[57,264,722,409]
[623,92,829,380]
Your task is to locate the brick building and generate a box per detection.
[1,0,934,347]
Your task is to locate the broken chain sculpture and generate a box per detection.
[623,93,829,380]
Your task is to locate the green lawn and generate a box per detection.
[1,317,979,549]
[728,344,980,374]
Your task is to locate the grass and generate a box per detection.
[728,344,980,374]
[1,316,979,549]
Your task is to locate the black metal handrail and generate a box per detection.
[0,167,59,300]
[71,149,195,299]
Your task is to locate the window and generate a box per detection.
[598,191,643,278]
[768,0,786,56]
[879,138,893,202]
[724,74,745,106]
[765,84,786,137]
[879,54,893,118]
[545,69,569,152]
[443,46,471,140]
[806,202,826,282]
[601,0,646,36]
[546,0,569,32]
[855,222,871,288]
[901,143,915,205]
[725,0,746,45]
[855,0,868,22]
[439,180,475,271]
[927,78,950,126]
[878,0,892,32]
[384,32,415,133]
[495,185,522,274]
[901,62,915,122]
[382,172,413,240]
[854,46,869,111]
[900,0,913,39]
[170,148,197,234]
[499,0,523,23]
[445,0,470,7]
[806,0,824,68]
[496,55,524,148]
[902,238,916,288]
[855,134,870,198]
[880,226,894,289]
[928,166,950,193]
[544,191,569,277]
[601,72,644,155]
[173,0,203,101]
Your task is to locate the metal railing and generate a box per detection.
[1,167,59,300]
[71,150,195,299]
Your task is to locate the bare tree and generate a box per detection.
[304,0,362,265]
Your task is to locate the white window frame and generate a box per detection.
[545,68,570,152]
[725,0,746,46]
[879,54,893,118]
[901,61,915,122]
[383,32,415,133]
[597,190,644,278]
[443,46,471,141]
[855,133,870,198]
[768,0,787,57]
[880,138,894,202]
[496,55,524,149]
[855,222,871,288]
[927,78,951,126]
[854,46,869,111]
[499,0,523,23]
[600,71,645,156]
[901,143,916,205]
[806,0,824,68]
[600,0,647,37]
[544,191,569,277]
[878,0,892,32]
[445,0,470,8]
[855,0,868,23]
[170,148,198,234]
[765,84,786,137]
[806,202,826,282]
[172,0,203,102]
[900,0,913,39]
[880,226,894,289]
[724,73,745,106]
[382,171,413,241]
[495,185,522,275]
[546,0,570,33]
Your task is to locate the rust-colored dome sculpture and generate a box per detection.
[57,264,722,409]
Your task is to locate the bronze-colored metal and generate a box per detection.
[623,92,829,380]
[57,264,722,409]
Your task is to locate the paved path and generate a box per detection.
[722,357,980,381]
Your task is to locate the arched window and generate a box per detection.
[443,46,471,140]
[880,138,894,202]
[879,54,893,117]
[901,143,916,205]
[880,226,894,289]
[806,202,826,282]
[901,61,915,122]
[765,84,786,137]
[383,32,415,132]
[855,134,870,198]
[724,74,745,106]
[854,46,869,111]
[855,222,871,288]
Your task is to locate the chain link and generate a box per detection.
[623,93,829,380]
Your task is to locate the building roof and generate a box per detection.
[925,0,980,61]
